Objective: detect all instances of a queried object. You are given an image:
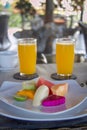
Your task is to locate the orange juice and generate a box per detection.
[18,42,37,75]
[56,42,74,76]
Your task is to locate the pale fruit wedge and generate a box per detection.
[51,83,68,96]
[33,85,49,107]
[22,81,36,90]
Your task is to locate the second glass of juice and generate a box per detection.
[18,38,37,76]
[56,38,75,77]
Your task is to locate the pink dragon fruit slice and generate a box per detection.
[42,95,65,107]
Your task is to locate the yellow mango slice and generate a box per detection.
[17,89,35,99]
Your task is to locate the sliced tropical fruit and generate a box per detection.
[33,85,49,107]
[16,89,35,99]
[51,83,68,96]
[36,77,54,88]
[42,95,65,107]
[36,77,55,95]
[13,95,28,101]
[22,81,36,90]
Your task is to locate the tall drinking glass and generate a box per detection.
[18,38,37,76]
[56,38,75,78]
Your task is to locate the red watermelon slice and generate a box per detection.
[36,77,54,88]
[36,77,55,95]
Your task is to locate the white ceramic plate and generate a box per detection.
[0,80,87,118]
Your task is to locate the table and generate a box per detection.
[0,63,87,129]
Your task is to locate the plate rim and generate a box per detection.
[0,105,87,121]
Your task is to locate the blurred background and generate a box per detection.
[0,0,87,63]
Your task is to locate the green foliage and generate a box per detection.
[8,13,21,28]
[0,4,3,11]
[58,0,85,10]
[14,0,36,29]
[15,0,36,17]
[70,0,85,10]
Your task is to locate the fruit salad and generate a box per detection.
[13,77,68,107]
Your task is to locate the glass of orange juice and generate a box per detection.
[18,38,37,76]
[56,38,75,78]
